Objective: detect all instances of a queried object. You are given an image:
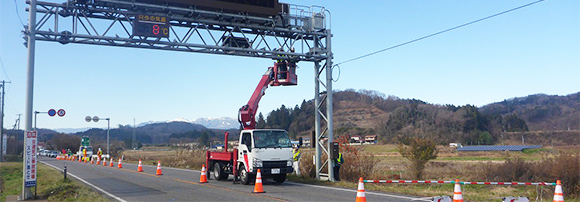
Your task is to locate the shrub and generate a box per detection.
[397,137,438,179]
[533,152,580,196]
[483,154,533,182]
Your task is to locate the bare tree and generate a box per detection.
[397,137,438,179]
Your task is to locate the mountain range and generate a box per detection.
[53,117,239,133]
[37,90,578,146]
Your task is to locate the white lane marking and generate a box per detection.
[40,160,128,202]
[285,182,431,201]
[73,160,428,201]
[131,163,201,173]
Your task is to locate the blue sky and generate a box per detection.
[0,0,578,130]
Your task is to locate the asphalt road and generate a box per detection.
[40,157,431,202]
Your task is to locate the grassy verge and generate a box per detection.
[0,162,108,202]
[288,174,575,202]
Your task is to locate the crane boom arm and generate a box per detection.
[237,62,297,130]
[238,68,274,129]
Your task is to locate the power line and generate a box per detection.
[0,56,11,81]
[335,0,546,66]
[12,0,26,27]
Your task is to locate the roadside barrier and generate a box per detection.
[363,180,556,186]
[199,164,208,183]
[361,178,562,201]
[252,169,265,193]
[156,161,163,175]
[502,196,529,202]
[355,177,366,202]
[118,158,123,168]
[432,196,452,202]
[553,180,564,202]
[137,159,143,172]
[453,179,463,202]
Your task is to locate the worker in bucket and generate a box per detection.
[276,46,288,80]
[292,145,301,176]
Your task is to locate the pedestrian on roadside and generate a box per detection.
[292,146,301,176]
[333,152,343,181]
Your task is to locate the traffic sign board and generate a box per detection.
[48,109,56,117]
[57,109,66,117]
[92,116,99,122]
[85,116,92,122]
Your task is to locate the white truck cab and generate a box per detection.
[237,129,293,184]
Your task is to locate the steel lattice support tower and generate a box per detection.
[22,1,335,197]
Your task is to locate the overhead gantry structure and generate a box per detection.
[21,0,335,198]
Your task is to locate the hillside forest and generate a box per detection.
[9,89,578,154]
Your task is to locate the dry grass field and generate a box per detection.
[121,144,579,201]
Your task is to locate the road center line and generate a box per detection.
[40,160,128,202]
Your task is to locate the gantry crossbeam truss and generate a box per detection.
[24,0,335,181]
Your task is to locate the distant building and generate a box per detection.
[350,135,377,144]
[449,143,463,148]
[364,135,377,144]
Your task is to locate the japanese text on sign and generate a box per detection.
[25,131,37,187]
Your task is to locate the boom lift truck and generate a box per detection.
[206,61,297,184]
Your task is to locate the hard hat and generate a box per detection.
[290,47,295,52]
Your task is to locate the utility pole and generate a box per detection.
[132,118,137,150]
[0,81,11,162]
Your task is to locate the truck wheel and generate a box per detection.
[274,174,286,183]
[239,165,254,185]
[213,162,227,181]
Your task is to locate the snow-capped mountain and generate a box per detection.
[193,117,238,129]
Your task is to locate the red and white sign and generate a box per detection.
[25,131,37,187]
[57,109,66,117]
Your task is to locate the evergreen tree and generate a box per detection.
[257,113,266,129]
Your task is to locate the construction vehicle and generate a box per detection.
[76,136,93,161]
[206,61,297,184]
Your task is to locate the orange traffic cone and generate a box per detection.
[252,169,265,193]
[355,177,366,202]
[103,158,107,166]
[97,159,100,165]
[118,158,123,168]
[453,179,464,202]
[156,161,163,175]
[110,158,114,167]
[91,158,94,164]
[553,180,564,202]
[78,156,81,162]
[199,164,208,183]
[137,159,144,172]
[84,157,87,163]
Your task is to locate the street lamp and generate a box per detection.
[85,116,110,155]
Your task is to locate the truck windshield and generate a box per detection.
[253,131,292,148]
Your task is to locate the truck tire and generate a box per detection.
[274,174,286,183]
[213,162,227,181]
[239,165,254,185]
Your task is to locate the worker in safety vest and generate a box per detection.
[292,146,301,176]
[82,148,87,161]
[97,148,102,161]
[276,47,288,80]
[333,152,344,181]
